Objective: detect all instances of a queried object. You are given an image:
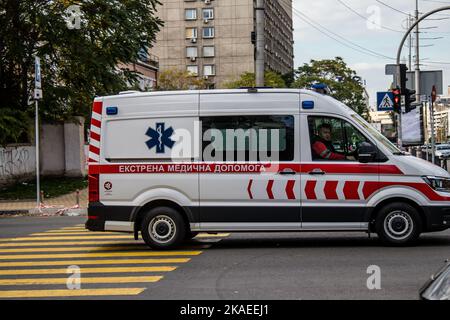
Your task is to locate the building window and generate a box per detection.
[201,115,295,162]
[185,28,197,39]
[202,27,215,39]
[187,65,198,76]
[185,9,197,20]
[186,47,198,58]
[203,46,215,57]
[203,8,214,20]
[203,64,216,76]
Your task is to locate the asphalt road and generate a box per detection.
[0,215,449,300]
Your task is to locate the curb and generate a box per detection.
[0,208,87,217]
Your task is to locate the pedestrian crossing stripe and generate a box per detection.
[0,250,203,260]
[0,241,139,247]
[0,276,163,286]
[0,246,149,253]
[0,266,176,276]
[0,258,190,268]
[0,224,229,299]
[0,288,146,298]
[0,235,134,241]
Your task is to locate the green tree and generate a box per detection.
[292,57,370,120]
[0,0,163,145]
[224,71,286,89]
[157,68,208,91]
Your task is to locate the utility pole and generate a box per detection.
[414,0,421,103]
[255,0,265,87]
[408,14,412,71]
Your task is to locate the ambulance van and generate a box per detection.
[86,89,450,249]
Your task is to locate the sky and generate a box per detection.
[292,0,450,109]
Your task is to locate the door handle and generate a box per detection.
[308,169,325,175]
[279,170,296,175]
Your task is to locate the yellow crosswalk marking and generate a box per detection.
[0,258,190,267]
[0,241,139,247]
[196,233,230,238]
[39,230,118,237]
[0,266,176,275]
[0,250,202,260]
[0,235,133,241]
[0,276,162,286]
[0,246,147,253]
[0,288,145,298]
[31,232,125,236]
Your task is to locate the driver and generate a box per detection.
[312,123,355,161]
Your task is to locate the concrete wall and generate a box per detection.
[40,123,65,176]
[0,119,86,186]
[64,117,86,177]
[0,146,36,186]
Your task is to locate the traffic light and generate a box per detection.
[392,88,401,113]
[404,87,416,112]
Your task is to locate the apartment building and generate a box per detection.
[152,0,294,88]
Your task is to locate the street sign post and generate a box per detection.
[377,92,395,111]
[34,57,42,210]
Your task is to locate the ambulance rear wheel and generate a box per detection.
[141,207,186,250]
[375,202,422,246]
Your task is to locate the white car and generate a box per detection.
[435,144,450,159]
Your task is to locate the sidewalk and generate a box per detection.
[0,188,87,214]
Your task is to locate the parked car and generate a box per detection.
[420,260,450,300]
[435,144,450,159]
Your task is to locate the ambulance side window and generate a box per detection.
[308,116,370,161]
[201,115,294,162]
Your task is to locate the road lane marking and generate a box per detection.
[195,233,230,238]
[0,251,202,260]
[0,276,162,286]
[0,246,148,253]
[0,266,176,276]
[0,276,163,286]
[0,288,145,298]
[37,231,119,235]
[0,235,134,241]
[0,241,140,247]
[0,258,190,267]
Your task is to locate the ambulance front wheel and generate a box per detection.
[375,202,422,246]
[141,207,186,250]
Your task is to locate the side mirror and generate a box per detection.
[358,142,376,163]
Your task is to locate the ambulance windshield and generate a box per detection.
[351,114,401,154]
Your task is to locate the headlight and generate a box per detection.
[423,176,450,193]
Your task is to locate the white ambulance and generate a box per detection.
[86,88,450,249]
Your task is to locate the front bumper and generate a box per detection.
[424,206,450,232]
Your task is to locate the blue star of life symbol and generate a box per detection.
[145,123,175,154]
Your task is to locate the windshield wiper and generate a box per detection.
[393,151,406,155]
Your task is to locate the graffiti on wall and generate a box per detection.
[0,147,35,180]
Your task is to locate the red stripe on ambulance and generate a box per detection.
[324,181,339,200]
[343,181,360,200]
[305,180,317,200]
[285,180,296,200]
[266,180,274,199]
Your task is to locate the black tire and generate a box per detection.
[375,202,422,246]
[141,206,186,250]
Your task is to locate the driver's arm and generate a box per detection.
[312,141,346,160]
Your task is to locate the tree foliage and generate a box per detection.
[0,0,163,145]
[224,71,287,89]
[156,68,208,91]
[292,57,370,120]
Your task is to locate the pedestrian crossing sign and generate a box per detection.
[377,92,394,111]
